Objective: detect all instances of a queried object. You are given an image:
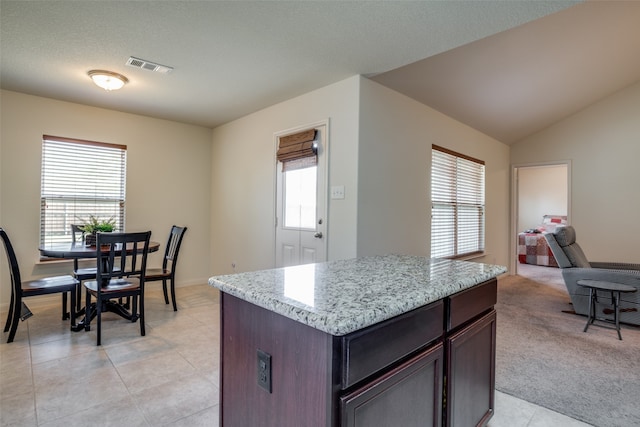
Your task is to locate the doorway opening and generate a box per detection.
[511,162,570,275]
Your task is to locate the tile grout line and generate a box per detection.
[106,345,155,427]
[27,316,41,427]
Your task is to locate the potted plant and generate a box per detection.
[78,215,116,246]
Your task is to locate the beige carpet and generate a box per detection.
[496,265,640,427]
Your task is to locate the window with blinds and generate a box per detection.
[40,135,126,245]
[431,145,485,259]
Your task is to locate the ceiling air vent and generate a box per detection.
[126,56,173,74]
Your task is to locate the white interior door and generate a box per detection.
[275,123,327,267]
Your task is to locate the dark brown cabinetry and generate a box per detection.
[341,343,443,427]
[219,278,497,427]
[445,278,497,427]
[446,310,496,427]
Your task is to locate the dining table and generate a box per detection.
[39,240,161,259]
[39,240,161,331]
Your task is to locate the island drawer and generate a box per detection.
[340,300,444,389]
[446,278,497,331]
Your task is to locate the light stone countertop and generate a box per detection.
[208,254,507,336]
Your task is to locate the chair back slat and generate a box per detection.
[96,231,151,291]
[163,226,187,269]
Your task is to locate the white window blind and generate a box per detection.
[431,145,485,259]
[40,135,126,245]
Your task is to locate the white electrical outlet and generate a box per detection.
[331,185,345,199]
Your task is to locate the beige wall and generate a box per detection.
[8,74,636,308]
[210,76,361,274]
[2,72,633,307]
[0,90,212,307]
[517,165,568,231]
[511,81,640,262]
[210,76,512,274]
[358,78,511,265]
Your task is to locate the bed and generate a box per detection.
[517,215,567,267]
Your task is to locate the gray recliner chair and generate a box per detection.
[544,226,640,325]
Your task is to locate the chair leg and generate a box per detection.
[85,290,92,332]
[162,279,169,305]
[69,287,77,328]
[96,297,102,346]
[169,278,177,312]
[4,291,15,332]
[131,295,138,322]
[62,292,69,320]
[75,283,82,312]
[6,296,21,343]
[139,294,145,337]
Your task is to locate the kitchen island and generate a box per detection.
[209,255,507,427]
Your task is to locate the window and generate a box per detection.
[284,166,317,229]
[277,129,318,230]
[40,135,126,245]
[431,145,485,258]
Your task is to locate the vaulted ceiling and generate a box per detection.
[372,1,640,144]
[2,1,638,145]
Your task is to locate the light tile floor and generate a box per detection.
[1,284,592,426]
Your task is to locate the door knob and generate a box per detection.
[314,232,323,238]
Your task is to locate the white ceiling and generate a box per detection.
[2,1,637,145]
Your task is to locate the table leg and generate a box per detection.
[105,300,138,321]
[71,303,96,332]
[70,300,137,332]
[613,291,623,340]
[584,288,595,333]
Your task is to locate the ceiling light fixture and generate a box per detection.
[87,70,129,91]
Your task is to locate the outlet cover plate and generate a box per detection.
[257,349,272,393]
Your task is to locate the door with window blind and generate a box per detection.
[275,123,327,268]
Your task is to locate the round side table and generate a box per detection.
[576,279,637,340]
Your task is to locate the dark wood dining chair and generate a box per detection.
[70,224,125,311]
[1,228,79,343]
[83,231,151,345]
[144,225,187,311]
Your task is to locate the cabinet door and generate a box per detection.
[446,310,496,427]
[341,343,443,427]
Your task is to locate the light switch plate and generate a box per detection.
[331,185,345,199]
